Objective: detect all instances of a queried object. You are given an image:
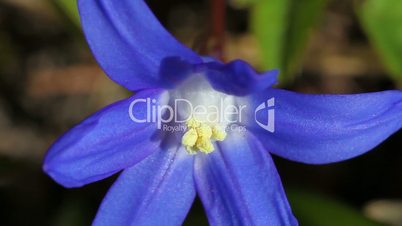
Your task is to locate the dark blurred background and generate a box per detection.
[0,0,401,225]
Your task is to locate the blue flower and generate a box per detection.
[43,1,402,225]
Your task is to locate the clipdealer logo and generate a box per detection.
[254,98,275,133]
[128,98,247,131]
[128,97,275,133]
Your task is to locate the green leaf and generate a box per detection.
[251,0,327,83]
[288,190,384,226]
[357,0,402,82]
[53,0,80,26]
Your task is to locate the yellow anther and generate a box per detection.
[185,146,198,155]
[182,128,198,147]
[186,117,201,128]
[212,125,227,141]
[196,124,212,138]
[196,138,214,153]
[181,117,227,155]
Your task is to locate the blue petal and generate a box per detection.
[244,89,402,164]
[92,146,195,226]
[159,57,195,89]
[204,60,278,96]
[194,131,298,226]
[78,0,202,91]
[43,89,164,188]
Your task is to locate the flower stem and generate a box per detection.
[210,0,226,61]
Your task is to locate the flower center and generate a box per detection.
[181,117,226,154]
[169,74,236,154]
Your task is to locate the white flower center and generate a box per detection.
[169,74,236,154]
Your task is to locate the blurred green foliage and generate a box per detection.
[288,190,383,226]
[358,0,402,83]
[53,0,80,26]
[251,0,327,83]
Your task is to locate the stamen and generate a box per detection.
[212,125,226,141]
[181,117,227,154]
